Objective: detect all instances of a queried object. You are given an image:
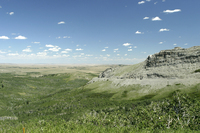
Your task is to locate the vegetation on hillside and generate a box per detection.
[0,71,199,132]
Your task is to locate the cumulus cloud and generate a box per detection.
[159,42,163,44]
[143,17,149,20]
[135,31,143,34]
[128,49,132,51]
[159,28,170,32]
[138,1,145,4]
[102,49,106,51]
[173,44,177,46]
[49,46,61,52]
[22,48,32,52]
[9,12,14,15]
[45,44,54,47]
[15,35,27,39]
[114,48,118,51]
[0,36,9,39]
[152,16,162,21]
[124,54,127,56]
[184,43,188,45]
[76,48,83,51]
[163,9,181,13]
[58,21,65,24]
[123,43,132,46]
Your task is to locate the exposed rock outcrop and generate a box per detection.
[98,46,200,80]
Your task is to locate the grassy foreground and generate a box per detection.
[0,70,199,132]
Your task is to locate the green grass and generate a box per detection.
[194,69,200,73]
[0,71,199,132]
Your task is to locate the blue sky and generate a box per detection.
[0,0,199,64]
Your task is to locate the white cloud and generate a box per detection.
[138,1,145,4]
[62,54,70,57]
[114,48,118,51]
[102,49,106,51]
[163,9,181,13]
[173,44,177,46]
[135,31,143,34]
[86,54,93,57]
[0,36,9,39]
[128,49,132,51]
[128,46,132,48]
[76,48,83,51]
[49,46,61,52]
[65,48,72,51]
[9,12,14,15]
[45,44,54,47]
[143,17,149,20]
[22,48,32,52]
[15,35,27,39]
[37,52,47,56]
[58,21,65,24]
[142,52,147,54]
[152,16,162,21]
[159,42,163,44]
[8,53,19,56]
[184,43,188,45]
[32,42,40,44]
[123,43,132,46]
[27,46,31,47]
[0,50,6,54]
[105,47,108,48]
[134,46,137,48]
[61,48,72,53]
[107,54,110,57]
[154,2,158,4]
[159,28,170,32]
[124,54,127,56]
[63,36,71,38]
[61,51,68,53]
[117,54,120,56]
[146,0,151,1]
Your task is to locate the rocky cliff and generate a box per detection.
[98,46,200,80]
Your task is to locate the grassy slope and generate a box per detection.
[0,66,199,132]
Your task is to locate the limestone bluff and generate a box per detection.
[98,46,200,80]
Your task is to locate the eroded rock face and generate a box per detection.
[98,46,200,80]
[145,46,200,68]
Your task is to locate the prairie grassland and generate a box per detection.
[0,64,199,132]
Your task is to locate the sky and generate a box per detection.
[0,0,200,64]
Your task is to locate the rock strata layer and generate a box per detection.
[98,46,200,80]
